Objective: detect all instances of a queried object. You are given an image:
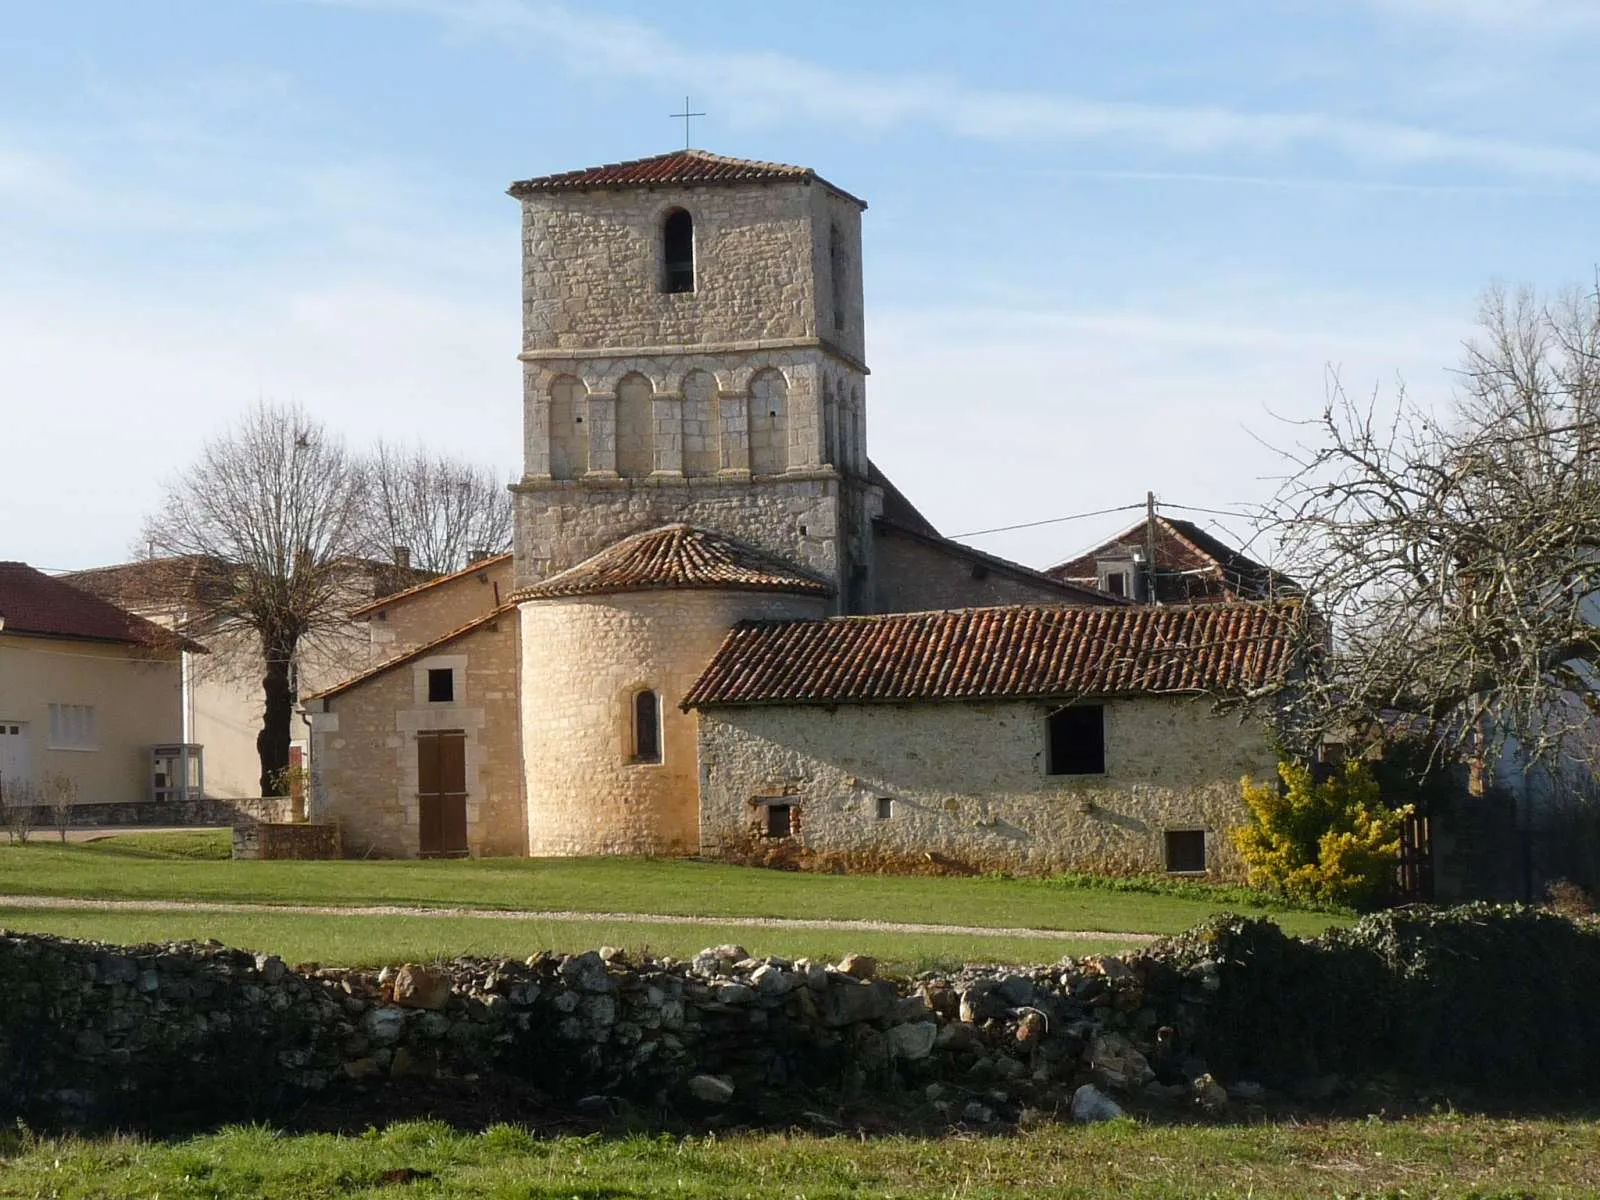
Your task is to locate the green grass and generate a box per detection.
[0,837,1348,939]
[0,907,1136,971]
[3,1116,1599,1198]
[73,829,233,859]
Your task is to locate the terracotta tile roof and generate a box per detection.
[62,555,236,612]
[508,149,866,208]
[1047,515,1299,604]
[66,554,436,617]
[513,524,834,601]
[684,601,1303,708]
[0,562,202,651]
[349,553,512,619]
[306,606,514,702]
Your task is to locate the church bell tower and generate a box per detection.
[507,149,877,611]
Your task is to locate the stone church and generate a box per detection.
[306,150,1299,876]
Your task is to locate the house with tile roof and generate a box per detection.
[303,149,1300,872]
[1047,513,1299,605]
[0,563,200,815]
[64,554,431,802]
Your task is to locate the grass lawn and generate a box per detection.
[4,1116,1599,1198]
[0,833,1348,939]
[0,906,1137,971]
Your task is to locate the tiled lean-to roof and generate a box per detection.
[508,149,867,208]
[513,525,834,601]
[684,601,1303,708]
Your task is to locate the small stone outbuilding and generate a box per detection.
[685,602,1301,876]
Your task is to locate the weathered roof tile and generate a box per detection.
[0,562,200,651]
[684,601,1303,707]
[509,149,865,207]
[513,525,833,601]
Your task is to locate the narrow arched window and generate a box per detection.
[663,209,694,293]
[633,689,662,763]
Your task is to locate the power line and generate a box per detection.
[951,499,1261,541]
[948,503,1146,540]
[1158,501,1255,521]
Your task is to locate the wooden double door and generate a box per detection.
[417,730,469,858]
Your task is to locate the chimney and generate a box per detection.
[393,545,411,570]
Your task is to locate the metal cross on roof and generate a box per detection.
[669,95,706,149]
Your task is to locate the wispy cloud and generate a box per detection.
[1040,168,1567,197]
[313,0,1600,183]
[1365,0,1600,35]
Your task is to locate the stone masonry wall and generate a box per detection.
[310,617,525,859]
[872,526,1091,614]
[518,179,861,354]
[513,473,852,599]
[519,589,826,857]
[366,559,512,662]
[0,930,1234,1133]
[8,910,1595,1132]
[698,699,1278,877]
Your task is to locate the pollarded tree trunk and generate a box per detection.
[258,628,297,797]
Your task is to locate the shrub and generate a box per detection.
[1233,760,1409,909]
[1164,905,1600,1095]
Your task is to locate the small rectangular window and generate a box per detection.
[427,668,454,703]
[1105,572,1127,597]
[1047,705,1105,775]
[48,704,96,750]
[876,797,893,820]
[1164,829,1208,873]
[766,804,793,838]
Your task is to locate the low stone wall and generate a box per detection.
[16,797,238,828]
[3,907,1596,1133]
[0,930,1223,1132]
[230,798,338,860]
[256,822,341,860]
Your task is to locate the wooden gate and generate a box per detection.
[1396,809,1434,902]
[416,730,468,858]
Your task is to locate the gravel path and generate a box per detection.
[0,894,1155,944]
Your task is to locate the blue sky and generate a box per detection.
[2,0,1595,572]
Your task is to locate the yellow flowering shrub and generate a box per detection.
[1233,760,1411,909]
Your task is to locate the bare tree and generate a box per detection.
[1,778,37,845]
[145,402,367,796]
[1263,280,1600,771]
[362,441,513,574]
[44,772,77,843]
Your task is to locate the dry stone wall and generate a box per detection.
[4,907,1597,1133]
[0,929,1231,1133]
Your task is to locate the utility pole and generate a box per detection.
[1144,490,1157,604]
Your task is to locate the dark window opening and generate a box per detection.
[766,803,793,838]
[1105,571,1127,598]
[633,690,662,763]
[1164,829,1207,873]
[427,668,454,703]
[663,209,694,293]
[1047,704,1105,775]
[876,797,893,820]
